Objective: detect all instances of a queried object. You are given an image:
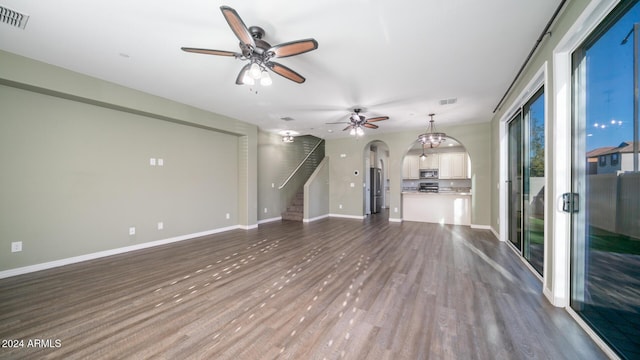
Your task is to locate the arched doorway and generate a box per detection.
[401,136,473,224]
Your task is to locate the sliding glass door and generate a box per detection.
[507,88,545,275]
[571,1,640,358]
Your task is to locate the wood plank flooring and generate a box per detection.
[0,215,608,359]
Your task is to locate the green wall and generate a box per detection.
[0,50,258,273]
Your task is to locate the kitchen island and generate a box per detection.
[402,191,471,225]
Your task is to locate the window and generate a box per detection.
[599,155,607,167]
[571,1,640,358]
[611,153,619,165]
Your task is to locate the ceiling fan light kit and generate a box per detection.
[326,108,389,137]
[181,5,318,86]
[417,113,447,148]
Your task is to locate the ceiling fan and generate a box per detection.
[181,6,318,85]
[326,109,389,136]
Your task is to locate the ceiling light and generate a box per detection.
[356,127,364,137]
[260,71,272,86]
[349,128,356,136]
[417,113,447,148]
[282,131,295,143]
[249,62,262,79]
[242,72,255,85]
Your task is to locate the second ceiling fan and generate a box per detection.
[181,6,318,85]
[327,109,390,136]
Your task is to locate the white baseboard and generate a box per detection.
[329,213,365,220]
[389,217,403,223]
[470,224,499,240]
[258,216,282,224]
[490,227,500,240]
[238,224,258,230]
[303,214,330,223]
[0,225,242,279]
[470,224,491,230]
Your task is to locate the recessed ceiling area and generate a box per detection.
[0,0,563,139]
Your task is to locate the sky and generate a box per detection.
[585,1,639,151]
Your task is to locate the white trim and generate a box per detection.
[470,224,492,230]
[0,226,242,279]
[565,307,622,360]
[499,64,547,246]
[490,227,499,240]
[550,0,620,310]
[303,214,330,223]
[238,224,258,230]
[329,213,366,220]
[258,216,282,224]
[388,217,403,223]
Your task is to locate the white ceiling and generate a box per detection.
[0,0,561,139]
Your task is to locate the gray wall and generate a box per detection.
[304,157,330,220]
[0,50,258,272]
[257,132,324,221]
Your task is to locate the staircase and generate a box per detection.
[282,190,304,221]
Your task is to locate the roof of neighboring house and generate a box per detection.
[598,141,638,156]
[587,146,616,158]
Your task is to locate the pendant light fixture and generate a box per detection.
[417,113,446,147]
[420,143,427,160]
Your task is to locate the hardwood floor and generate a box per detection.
[0,215,607,359]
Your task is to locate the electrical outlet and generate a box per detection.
[158,158,164,166]
[129,227,136,235]
[264,208,268,213]
[339,204,343,209]
[394,207,398,213]
[150,158,156,166]
[226,213,230,219]
[157,222,164,230]
[11,241,22,252]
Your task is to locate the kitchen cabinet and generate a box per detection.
[439,152,469,179]
[402,192,471,225]
[402,156,420,179]
[419,153,439,169]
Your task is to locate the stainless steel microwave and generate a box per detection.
[420,169,438,179]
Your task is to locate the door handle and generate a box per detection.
[562,193,579,213]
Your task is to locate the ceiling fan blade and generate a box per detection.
[266,61,306,83]
[342,125,353,131]
[365,116,389,123]
[364,123,379,129]
[220,6,255,48]
[326,121,348,124]
[181,47,241,57]
[235,63,251,85]
[268,39,319,58]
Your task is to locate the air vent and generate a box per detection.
[280,117,295,121]
[439,98,458,106]
[0,5,29,29]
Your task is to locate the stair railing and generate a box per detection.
[278,139,324,190]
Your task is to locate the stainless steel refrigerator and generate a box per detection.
[370,168,382,214]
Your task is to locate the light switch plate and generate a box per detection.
[129,227,136,235]
[11,241,22,252]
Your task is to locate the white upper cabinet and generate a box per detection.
[439,152,469,179]
[419,153,439,169]
[402,156,420,179]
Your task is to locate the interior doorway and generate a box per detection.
[364,141,389,217]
